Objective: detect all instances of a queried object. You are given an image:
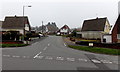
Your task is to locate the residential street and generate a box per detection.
[2,36,119,70]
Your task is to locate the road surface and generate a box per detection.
[1,36,119,70]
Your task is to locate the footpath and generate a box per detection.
[63,37,79,46]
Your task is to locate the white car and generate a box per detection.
[39,34,44,37]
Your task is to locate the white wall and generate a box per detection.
[25,24,30,31]
[25,27,29,31]
[82,31,102,39]
[104,20,110,33]
[60,29,68,33]
[103,35,112,43]
[19,29,24,34]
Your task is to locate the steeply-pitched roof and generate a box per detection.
[57,25,70,32]
[117,15,120,34]
[46,25,58,32]
[2,16,30,29]
[60,25,70,30]
[114,15,120,34]
[81,17,107,31]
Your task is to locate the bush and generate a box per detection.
[2,32,11,40]
[76,41,120,49]
[2,31,22,41]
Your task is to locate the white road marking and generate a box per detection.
[23,56,27,58]
[48,44,50,46]
[15,56,20,58]
[91,59,101,63]
[78,58,88,62]
[67,58,75,61]
[100,60,112,64]
[56,57,64,61]
[22,56,29,58]
[45,56,53,60]
[64,43,67,46]
[43,47,47,50]
[12,56,19,58]
[33,52,42,58]
[3,55,10,57]
[36,56,44,59]
[113,61,118,64]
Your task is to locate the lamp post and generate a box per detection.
[23,5,32,19]
[22,5,32,42]
[42,21,43,34]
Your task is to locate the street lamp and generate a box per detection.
[42,21,43,34]
[22,5,32,42]
[23,5,32,18]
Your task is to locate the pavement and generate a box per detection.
[1,36,119,71]
[63,37,79,46]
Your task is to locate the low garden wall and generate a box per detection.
[94,43,120,49]
[75,41,120,49]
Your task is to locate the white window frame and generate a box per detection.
[117,34,120,39]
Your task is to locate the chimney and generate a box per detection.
[15,15,17,17]
[96,17,99,19]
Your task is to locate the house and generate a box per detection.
[2,16,31,35]
[33,25,48,33]
[57,25,71,35]
[46,22,58,34]
[0,21,2,30]
[103,34,112,43]
[112,15,120,43]
[32,22,58,34]
[46,25,58,34]
[0,21,3,40]
[81,17,111,39]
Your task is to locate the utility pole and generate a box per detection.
[42,21,43,34]
[22,5,32,42]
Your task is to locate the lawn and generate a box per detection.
[0,44,29,47]
[68,45,120,55]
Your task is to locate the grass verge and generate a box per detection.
[0,44,29,47]
[68,45,120,55]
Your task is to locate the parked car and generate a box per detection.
[39,34,44,37]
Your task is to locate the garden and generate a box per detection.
[1,31,41,47]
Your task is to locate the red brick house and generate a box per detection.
[112,15,120,43]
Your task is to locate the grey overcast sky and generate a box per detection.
[0,0,120,28]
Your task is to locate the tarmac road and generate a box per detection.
[1,36,119,71]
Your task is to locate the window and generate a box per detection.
[117,34,120,39]
[25,24,29,27]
